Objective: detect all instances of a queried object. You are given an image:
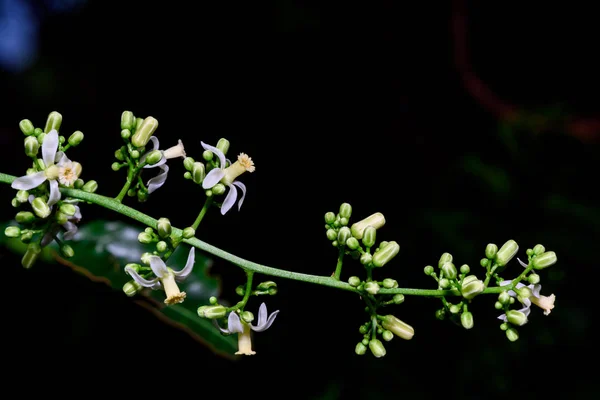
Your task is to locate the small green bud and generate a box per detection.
[369,339,386,358]
[517,286,532,299]
[339,217,349,226]
[33,127,43,136]
[424,265,434,275]
[16,190,29,203]
[438,252,453,268]
[59,203,77,216]
[441,262,457,279]
[124,263,142,273]
[156,241,168,253]
[212,183,226,196]
[485,243,498,259]
[4,226,21,238]
[184,171,192,179]
[121,129,131,139]
[533,244,545,255]
[209,296,218,305]
[461,275,485,299]
[59,135,66,144]
[82,180,98,193]
[439,278,450,289]
[527,273,540,285]
[348,276,361,287]
[435,309,446,320]
[346,237,359,250]
[44,111,62,133]
[355,342,367,356]
[60,244,75,258]
[145,150,163,165]
[121,111,135,130]
[382,278,398,289]
[359,324,369,335]
[55,211,68,225]
[192,162,205,184]
[235,285,245,296]
[31,197,51,219]
[216,138,230,155]
[11,198,19,208]
[131,150,140,159]
[127,188,137,197]
[326,229,337,241]
[131,116,159,147]
[360,253,372,265]
[138,232,153,244]
[135,117,144,129]
[123,280,143,297]
[362,226,377,248]
[114,149,125,161]
[461,311,474,329]
[381,315,414,340]
[37,132,46,145]
[532,251,557,270]
[498,291,511,304]
[182,227,196,239]
[480,258,489,267]
[495,239,519,267]
[19,119,35,136]
[202,150,213,161]
[324,212,336,224]
[339,203,352,219]
[256,281,277,292]
[24,136,39,157]
[526,248,534,256]
[111,162,122,171]
[241,311,254,323]
[364,281,380,295]
[68,131,84,147]
[361,338,369,346]
[506,310,528,326]
[183,157,195,171]
[495,301,503,310]
[372,241,400,267]
[337,227,351,245]
[20,230,33,242]
[22,243,41,269]
[197,305,227,319]
[157,218,172,238]
[350,212,385,239]
[74,179,84,189]
[506,328,519,342]
[460,264,470,274]
[500,323,509,331]
[393,294,405,304]
[449,304,461,314]
[382,330,394,342]
[16,211,36,224]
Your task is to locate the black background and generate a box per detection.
[1,1,598,398]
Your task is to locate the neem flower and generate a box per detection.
[141,137,187,193]
[217,303,279,355]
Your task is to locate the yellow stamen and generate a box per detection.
[235,323,256,355]
[161,273,186,305]
[237,153,255,173]
[58,162,78,186]
[222,153,255,185]
[531,293,555,316]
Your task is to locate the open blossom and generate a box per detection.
[216,303,279,355]
[498,280,555,323]
[125,247,195,305]
[141,137,187,193]
[11,130,81,206]
[200,141,255,215]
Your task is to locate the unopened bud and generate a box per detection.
[485,243,498,259]
[360,253,372,265]
[495,239,518,267]
[192,162,205,184]
[157,218,172,238]
[216,138,230,156]
[506,310,528,326]
[44,111,62,133]
[337,227,351,245]
[16,211,36,224]
[4,226,21,238]
[145,150,163,165]
[382,278,398,289]
[121,111,135,130]
[212,183,226,196]
[364,281,380,295]
[59,203,77,216]
[60,244,75,258]
[123,280,143,297]
[532,251,557,270]
[156,241,167,253]
[197,305,227,319]
[339,203,352,219]
[24,136,39,157]
[506,327,519,342]
[131,116,158,147]
[183,157,195,171]
[256,281,277,292]
[381,315,414,340]
[19,119,35,136]
[355,342,367,355]
[346,237,359,250]
[372,241,400,267]
[461,311,474,329]
[22,242,41,269]
[31,197,51,219]
[138,232,153,244]
[461,275,485,299]
[441,262,457,279]
[533,244,545,255]
[350,212,385,240]
[241,311,254,323]
[182,227,196,239]
[82,180,98,193]
[68,131,84,147]
[393,294,405,304]
[438,252,452,268]
[324,212,336,224]
[368,339,386,358]
[362,226,377,248]
[348,276,361,287]
[16,190,29,203]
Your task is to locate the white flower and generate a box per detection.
[497,279,555,323]
[216,302,279,355]
[125,247,195,305]
[200,141,255,215]
[141,137,186,194]
[11,130,80,206]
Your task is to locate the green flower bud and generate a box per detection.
[212,183,226,196]
[495,301,503,310]
[339,203,352,219]
[435,309,446,320]
[324,212,336,224]
[495,239,518,267]
[506,327,519,342]
[355,342,367,355]
[337,227,351,245]
[350,212,385,240]
[114,148,125,161]
[59,203,77,216]
[11,198,19,208]
[127,188,137,197]
[499,322,509,331]
[449,304,461,314]
[393,294,405,304]
[256,281,277,292]
[372,241,399,268]
[364,281,380,295]
[460,264,470,274]
[527,273,540,285]
[33,127,42,136]
[216,138,230,156]
[37,132,46,145]
[183,171,192,180]
[111,162,122,171]
[381,315,414,340]
[183,227,196,239]
[121,111,135,130]
[192,162,205,184]
[135,117,144,129]
[461,311,474,329]
[145,150,163,166]
[506,310,528,326]
[361,226,377,248]
[19,119,35,136]
[4,226,21,238]
[156,218,172,238]
[485,243,498,259]
[517,286,532,299]
[131,150,140,159]
[441,262,457,279]
[22,242,42,269]
[202,150,213,161]
[369,339,386,358]
[209,296,218,305]
[31,197,51,219]
[15,190,29,203]
[326,229,337,241]
[424,265,434,275]
[121,129,131,140]
[382,330,394,342]
[532,251,557,270]
[241,311,254,323]
[24,136,39,157]
[197,305,227,319]
[124,263,142,273]
[480,258,489,267]
[382,278,398,289]
[16,211,36,224]
[235,285,245,296]
[74,179,84,189]
[346,237,359,250]
[156,241,168,253]
[138,232,153,244]
[183,157,195,171]
[339,217,349,226]
[44,111,62,133]
[131,116,158,147]
[123,280,143,297]
[20,230,33,242]
[360,253,372,266]
[461,275,485,299]
[348,276,361,287]
[526,248,534,256]
[68,131,84,147]
[82,180,98,193]
[498,291,511,304]
[60,244,75,258]
[438,252,453,268]
[439,278,450,289]
[533,244,545,255]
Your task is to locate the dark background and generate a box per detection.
[1,1,598,398]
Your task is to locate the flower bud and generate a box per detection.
[182,227,196,239]
[355,342,367,355]
[16,211,36,224]
[22,242,42,269]
[124,263,142,273]
[498,291,511,304]
[441,262,457,279]
[460,264,470,274]
[506,310,528,326]
[362,226,377,248]
[212,183,226,196]
[438,252,452,268]
[82,180,98,193]
[156,241,167,253]
[506,327,519,342]
[20,119,35,136]
[138,232,153,244]
[372,241,399,267]
[424,265,434,275]
[527,273,540,285]
[485,243,498,259]
[123,280,143,297]
[435,309,446,320]
[209,296,218,305]
[131,116,159,147]
[59,203,77,216]
[460,311,474,329]
[145,150,163,165]
[461,275,485,299]
[326,229,337,241]
[183,156,195,171]
[339,217,349,226]
[532,251,557,270]
[533,244,545,255]
[381,315,414,340]
[348,276,361,287]
[121,111,135,130]
[382,330,394,342]
[24,136,39,157]
[197,305,227,319]
[235,285,245,296]
[256,281,277,292]
[324,212,336,224]
[360,253,372,265]
[368,339,386,358]
[339,203,352,219]
[337,227,351,245]
[44,111,62,133]
[364,281,380,295]
[350,212,385,240]
[157,218,172,238]
[480,258,489,267]
[15,190,29,203]
[382,278,398,289]
[216,138,230,156]
[241,311,254,323]
[346,237,359,250]
[31,197,51,219]
[393,294,405,304]
[5,226,21,238]
[68,131,84,147]
[192,162,205,184]
[495,239,518,267]
[121,129,131,140]
[60,244,75,258]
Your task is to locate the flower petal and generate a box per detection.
[200,141,226,170]
[214,319,231,334]
[147,165,169,193]
[252,309,279,332]
[55,151,71,165]
[149,256,169,278]
[11,171,47,190]
[42,130,59,167]
[173,247,195,282]
[202,168,225,189]
[220,184,237,215]
[125,266,160,288]
[497,313,508,322]
[226,311,244,334]
[517,258,529,268]
[47,179,60,206]
[531,284,542,298]
[149,136,160,151]
[62,221,78,240]
[72,205,82,221]
[232,181,246,211]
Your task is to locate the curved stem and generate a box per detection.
[191,197,213,231]
[332,248,344,280]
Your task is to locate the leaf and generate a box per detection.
[1,219,238,358]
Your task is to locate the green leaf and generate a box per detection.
[1,219,238,358]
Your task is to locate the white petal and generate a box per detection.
[62,221,78,240]
[42,130,59,167]
[220,184,237,215]
[202,168,225,189]
[147,165,169,194]
[41,229,57,247]
[173,247,195,281]
[47,179,60,206]
[497,313,508,322]
[257,303,268,326]
[214,319,231,334]
[55,151,71,165]
[125,266,160,288]
[531,284,542,298]
[72,205,82,221]
[252,309,279,332]
[517,258,529,268]
[11,172,47,190]
[232,181,246,211]
[226,311,244,334]
[149,256,169,278]
[200,141,226,170]
[149,136,160,151]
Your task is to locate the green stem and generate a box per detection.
[115,168,135,202]
[191,197,213,231]
[230,270,254,312]
[332,248,344,280]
